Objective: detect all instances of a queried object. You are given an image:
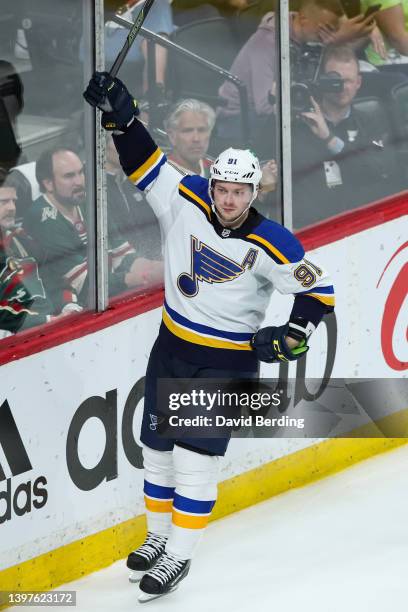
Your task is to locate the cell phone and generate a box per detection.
[363,4,382,19]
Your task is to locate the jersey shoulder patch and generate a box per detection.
[26,196,56,225]
[178,175,212,221]
[244,218,304,264]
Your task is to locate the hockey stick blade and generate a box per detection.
[109,0,156,79]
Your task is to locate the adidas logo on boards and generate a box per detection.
[0,400,48,524]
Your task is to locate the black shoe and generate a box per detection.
[138,552,191,602]
[126,532,168,583]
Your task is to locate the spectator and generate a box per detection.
[317,7,383,49]
[163,99,278,215]
[218,0,345,126]
[25,147,161,307]
[361,0,408,65]
[291,44,397,227]
[7,162,40,221]
[0,168,79,337]
[164,99,216,176]
[217,0,379,148]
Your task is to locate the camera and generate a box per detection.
[290,42,343,115]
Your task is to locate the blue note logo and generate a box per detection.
[177,236,257,297]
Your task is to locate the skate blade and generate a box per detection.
[138,585,179,603]
[129,570,145,583]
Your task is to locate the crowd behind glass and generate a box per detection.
[1,0,407,339]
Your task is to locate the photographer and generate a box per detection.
[291,44,396,227]
[218,0,346,141]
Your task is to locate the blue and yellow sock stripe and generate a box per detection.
[172,494,215,530]
[128,147,166,191]
[162,301,253,351]
[144,481,174,513]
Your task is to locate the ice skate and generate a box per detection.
[138,552,191,603]
[126,532,168,583]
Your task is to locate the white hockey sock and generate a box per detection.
[143,445,175,537]
[166,445,219,560]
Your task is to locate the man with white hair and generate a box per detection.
[164,99,215,177]
[84,73,335,602]
[164,99,279,215]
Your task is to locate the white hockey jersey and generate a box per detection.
[114,120,335,370]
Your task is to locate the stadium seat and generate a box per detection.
[172,3,220,27]
[168,17,241,104]
[390,82,408,149]
[389,82,408,182]
[353,95,403,193]
[359,68,407,102]
[352,95,396,153]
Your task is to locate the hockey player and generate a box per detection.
[84,73,335,603]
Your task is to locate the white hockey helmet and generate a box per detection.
[209,147,262,205]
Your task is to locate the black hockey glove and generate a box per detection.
[250,323,309,363]
[83,71,139,132]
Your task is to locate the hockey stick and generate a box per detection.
[109,0,156,78]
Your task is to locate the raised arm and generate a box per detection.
[84,72,183,224]
[374,3,408,56]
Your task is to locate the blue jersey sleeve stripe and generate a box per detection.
[137,155,167,191]
[297,286,335,295]
[164,300,253,341]
[173,493,215,514]
[128,147,163,183]
[144,480,175,500]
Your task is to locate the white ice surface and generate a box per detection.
[27,445,408,612]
